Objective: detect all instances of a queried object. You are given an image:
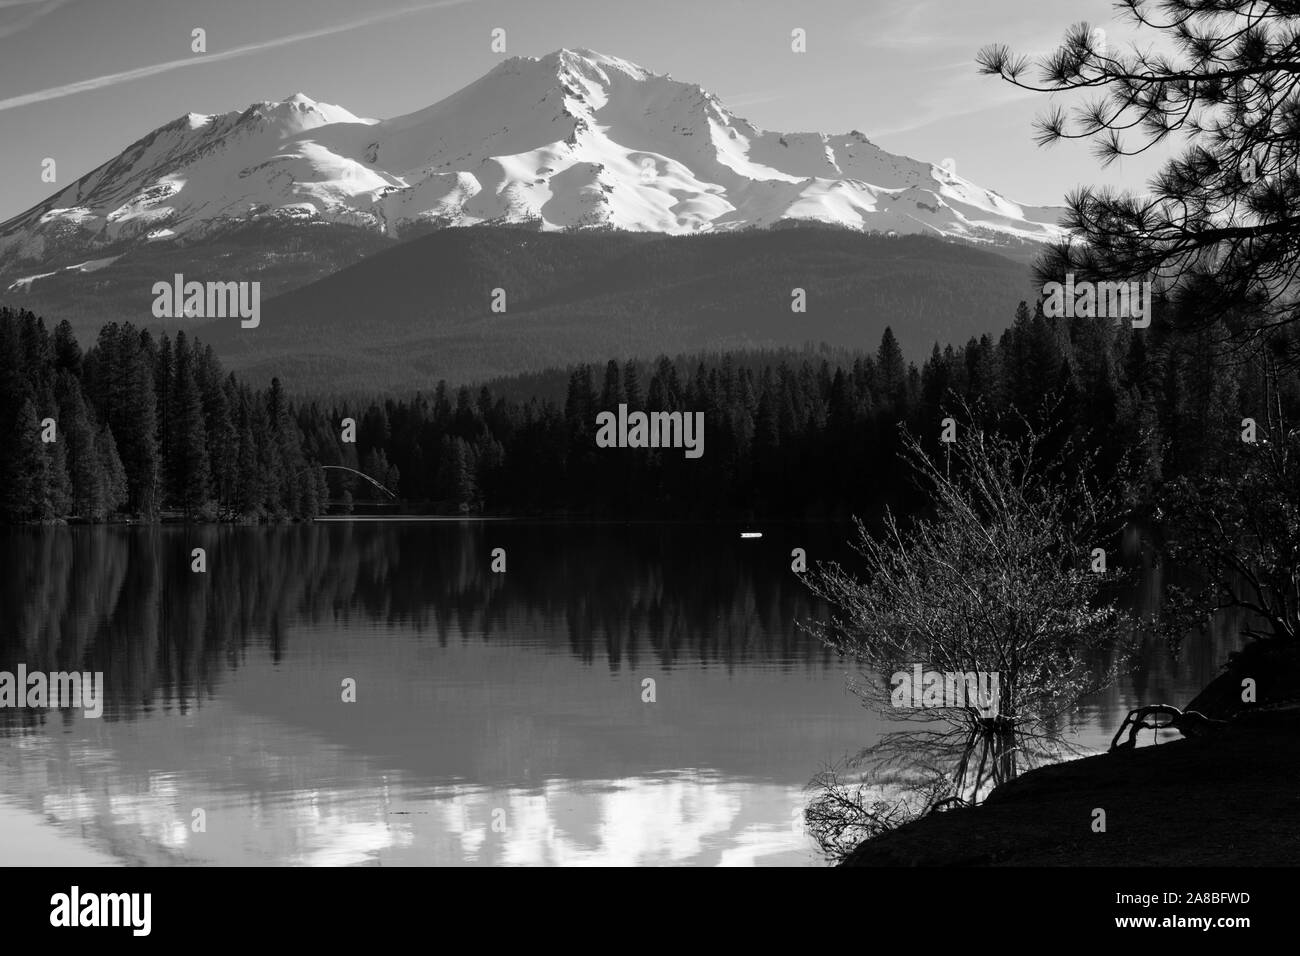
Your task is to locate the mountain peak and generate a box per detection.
[0,51,1066,265]
[237,93,370,131]
[556,48,655,79]
[476,48,658,101]
[508,48,657,82]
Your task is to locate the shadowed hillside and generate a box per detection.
[191,226,1037,392]
[0,220,393,341]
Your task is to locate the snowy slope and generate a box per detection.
[0,49,1065,273]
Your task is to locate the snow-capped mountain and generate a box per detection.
[0,49,1064,271]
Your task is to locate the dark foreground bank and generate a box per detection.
[843,640,1300,866]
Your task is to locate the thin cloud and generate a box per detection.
[867,67,1037,138]
[854,0,1122,56]
[0,0,472,113]
[853,0,979,51]
[0,0,71,40]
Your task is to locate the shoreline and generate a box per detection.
[842,640,1300,866]
[843,711,1300,866]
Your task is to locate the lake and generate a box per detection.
[0,522,1244,866]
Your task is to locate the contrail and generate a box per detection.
[0,0,472,112]
[0,0,71,40]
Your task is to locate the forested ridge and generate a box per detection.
[197,226,1037,393]
[1,298,1295,522]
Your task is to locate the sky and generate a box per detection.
[0,0,1178,223]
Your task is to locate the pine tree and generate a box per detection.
[452,438,475,508]
[61,378,102,519]
[623,360,642,408]
[53,320,82,376]
[298,464,322,518]
[600,359,623,409]
[876,327,907,412]
[96,324,160,517]
[197,346,236,515]
[19,313,53,396]
[235,393,263,518]
[42,425,72,519]
[155,333,174,500]
[434,436,476,509]
[267,378,304,514]
[170,336,211,518]
[96,424,128,517]
[1,398,47,521]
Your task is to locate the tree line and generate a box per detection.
[0,310,324,522]
[1,298,1296,523]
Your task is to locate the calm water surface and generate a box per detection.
[0,522,1242,866]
